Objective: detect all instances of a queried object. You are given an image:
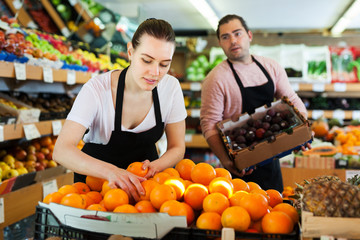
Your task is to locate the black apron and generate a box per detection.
[75,67,165,183]
[227,56,283,192]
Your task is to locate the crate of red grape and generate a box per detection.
[217,96,312,170]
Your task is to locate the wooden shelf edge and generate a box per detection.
[0,62,91,84]
[3,119,65,141]
[185,134,208,148]
[308,110,355,120]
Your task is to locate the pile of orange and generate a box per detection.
[42,159,298,234]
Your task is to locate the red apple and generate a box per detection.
[15,149,27,161]
[35,152,45,161]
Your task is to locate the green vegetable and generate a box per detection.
[348,60,360,81]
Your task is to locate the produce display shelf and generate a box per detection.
[73,2,93,22]
[185,134,208,148]
[2,119,65,141]
[0,62,91,84]
[3,0,36,28]
[40,0,70,37]
[308,109,354,120]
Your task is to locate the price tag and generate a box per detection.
[68,0,77,6]
[0,125,3,142]
[191,109,200,118]
[333,83,347,92]
[312,83,325,92]
[0,198,4,224]
[352,110,360,120]
[43,67,53,83]
[12,0,22,9]
[190,82,201,91]
[185,134,192,142]
[311,110,324,120]
[14,62,26,80]
[67,70,76,85]
[290,83,299,92]
[23,124,41,140]
[346,170,360,181]
[52,120,62,136]
[332,110,345,120]
[320,236,334,240]
[42,179,58,199]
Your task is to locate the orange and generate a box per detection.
[231,178,250,192]
[191,162,216,186]
[182,202,195,226]
[86,176,105,192]
[221,206,251,232]
[266,189,283,208]
[113,204,139,213]
[247,182,262,191]
[239,193,269,221]
[103,188,129,211]
[251,189,270,203]
[229,190,249,206]
[164,177,186,200]
[202,192,229,215]
[215,168,232,180]
[262,211,294,234]
[183,180,193,189]
[160,200,187,217]
[196,212,222,230]
[134,200,157,213]
[101,180,112,196]
[184,183,209,211]
[162,168,180,177]
[272,203,299,224]
[87,203,107,211]
[139,179,159,201]
[72,182,91,194]
[58,184,79,195]
[208,177,234,198]
[150,184,177,209]
[175,159,196,181]
[43,192,64,204]
[40,136,53,147]
[126,162,148,177]
[86,191,103,204]
[81,194,94,208]
[250,219,263,233]
[60,193,86,209]
[153,172,171,184]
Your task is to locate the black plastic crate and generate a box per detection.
[34,206,191,240]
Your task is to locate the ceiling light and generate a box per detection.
[331,0,360,36]
[188,0,219,31]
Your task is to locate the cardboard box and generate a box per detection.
[301,210,360,239]
[217,97,312,170]
[37,202,187,239]
[0,92,40,123]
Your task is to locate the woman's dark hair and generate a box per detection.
[216,14,250,39]
[131,18,175,49]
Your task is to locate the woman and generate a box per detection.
[53,19,187,201]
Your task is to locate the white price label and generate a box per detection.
[290,83,299,92]
[12,0,22,9]
[52,120,62,136]
[332,110,345,120]
[0,125,3,142]
[43,67,53,83]
[23,124,41,140]
[333,83,347,92]
[346,170,360,182]
[312,83,325,92]
[42,179,58,199]
[14,62,26,80]
[320,236,334,240]
[185,134,193,142]
[68,0,77,6]
[67,70,76,85]
[311,110,324,120]
[190,82,201,91]
[0,198,4,224]
[191,109,200,118]
[353,110,360,120]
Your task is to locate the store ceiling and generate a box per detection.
[98,0,360,34]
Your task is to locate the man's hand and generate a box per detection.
[221,159,253,177]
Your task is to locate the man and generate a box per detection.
[200,15,308,192]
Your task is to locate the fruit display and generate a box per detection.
[0,136,58,182]
[42,159,299,236]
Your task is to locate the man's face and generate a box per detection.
[218,19,253,62]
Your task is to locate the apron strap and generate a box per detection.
[114,67,128,131]
[252,56,275,83]
[152,87,162,125]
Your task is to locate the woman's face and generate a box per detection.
[128,34,175,91]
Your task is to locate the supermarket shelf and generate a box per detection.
[307,110,357,120]
[3,119,65,141]
[73,2,93,22]
[185,134,208,148]
[186,108,201,118]
[0,61,91,84]
[180,82,203,91]
[40,0,71,37]
[4,0,37,28]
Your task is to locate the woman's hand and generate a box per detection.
[107,168,146,202]
[142,159,162,179]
